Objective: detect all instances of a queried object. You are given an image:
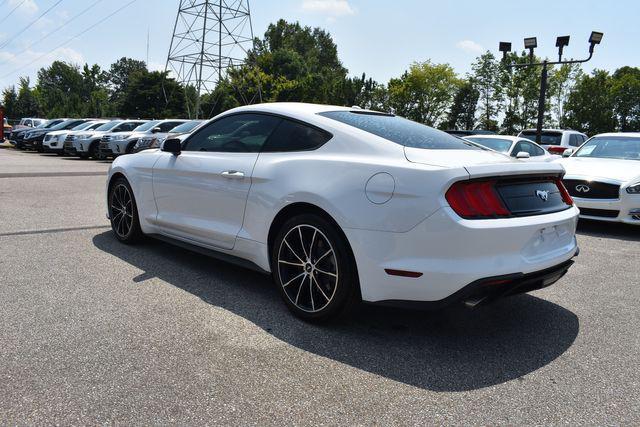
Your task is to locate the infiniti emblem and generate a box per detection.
[575,184,590,193]
[536,190,549,202]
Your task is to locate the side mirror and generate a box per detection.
[162,138,181,155]
[516,151,530,159]
[562,149,574,157]
[152,127,162,133]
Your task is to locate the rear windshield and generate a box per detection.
[319,111,478,150]
[520,131,562,145]
[465,137,512,153]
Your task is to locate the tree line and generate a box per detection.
[3,19,639,135]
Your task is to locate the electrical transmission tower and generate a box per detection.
[165,0,257,118]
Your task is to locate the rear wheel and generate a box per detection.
[108,177,143,243]
[271,214,358,322]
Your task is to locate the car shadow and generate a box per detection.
[92,231,579,392]
[577,219,640,242]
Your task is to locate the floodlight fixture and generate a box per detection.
[524,37,537,49]
[499,41,512,60]
[556,36,570,60]
[589,31,604,53]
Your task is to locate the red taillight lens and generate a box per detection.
[547,146,566,154]
[555,178,573,206]
[445,180,510,219]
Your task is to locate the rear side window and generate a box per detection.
[513,140,545,156]
[319,111,478,150]
[569,134,583,147]
[262,119,332,152]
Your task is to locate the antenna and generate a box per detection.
[165,0,257,118]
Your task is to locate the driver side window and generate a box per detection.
[183,114,281,153]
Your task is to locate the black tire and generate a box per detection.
[108,177,143,244]
[89,141,101,159]
[271,214,359,322]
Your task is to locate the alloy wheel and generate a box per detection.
[277,224,339,313]
[110,184,134,238]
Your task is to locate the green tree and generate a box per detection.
[442,80,479,130]
[14,77,40,118]
[498,52,543,133]
[120,70,187,118]
[81,64,111,117]
[2,86,18,118]
[564,69,616,135]
[387,61,461,126]
[236,19,348,105]
[548,63,583,128]
[35,61,84,117]
[610,66,640,131]
[471,52,502,131]
[107,57,147,111]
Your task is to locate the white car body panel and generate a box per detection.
[107,103,579,303]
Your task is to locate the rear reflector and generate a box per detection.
[384,269,423,278]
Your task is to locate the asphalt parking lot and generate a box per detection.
[1,145,639,424]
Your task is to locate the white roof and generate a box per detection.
[592,132,640,138]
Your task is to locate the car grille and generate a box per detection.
[579,208,620,218]
[102,135,113,142]
[563,179,620,199]
[63,140,74,150]
[44,134,53,142]
[65,135,77,142]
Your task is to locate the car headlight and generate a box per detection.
[115,134,130,140]
[626,183,640,194]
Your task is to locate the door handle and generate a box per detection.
[221,170,245,179]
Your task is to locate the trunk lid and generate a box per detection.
[404,147,565,179]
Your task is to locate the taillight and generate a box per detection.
[445,180,510,219]
[547,146,566,154]
[555,178,574,206]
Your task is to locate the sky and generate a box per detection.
[0,0,639,90]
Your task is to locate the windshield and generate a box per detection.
[169,120,204,133]
[465,137,512,153]
[574,136,640,160]
[72,122,95,131]
[520,131,562,145]
[319,111,478,150]
[50,119,80,130]
[43,119,64,129]
[133,120,161,132]
[95,121,123,131]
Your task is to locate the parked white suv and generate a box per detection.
[518,129,587,155]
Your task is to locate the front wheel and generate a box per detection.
[108,177,143,243]
[271,214,359,322]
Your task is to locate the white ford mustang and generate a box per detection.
[559,132,640,224]
[106,103,579,321]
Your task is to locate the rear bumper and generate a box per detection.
[374,258,576,310]
[345,205,579,303]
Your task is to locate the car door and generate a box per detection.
[152,113,282,250]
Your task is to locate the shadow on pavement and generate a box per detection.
[93,231,579,392]
[577,218,640,242]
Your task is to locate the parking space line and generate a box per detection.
[0,225,110,237]
[0,172,107,178]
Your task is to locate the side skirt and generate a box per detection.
[148,233,270,275]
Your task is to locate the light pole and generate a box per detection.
[499,31,603,145]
